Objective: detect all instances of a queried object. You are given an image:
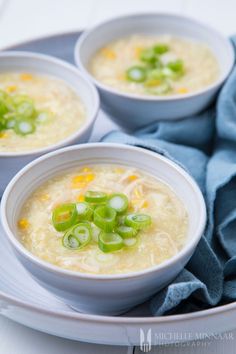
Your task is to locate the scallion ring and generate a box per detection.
[107,193,128,214]
[116,225,137,239]
[125,213,151,229]
[76,202,93,221]
[14,118,35,136]
[93,205,117,232]
[126,66,147,83]
[98,232,124,253]
[85,191,107,203]
[52,203,77,232]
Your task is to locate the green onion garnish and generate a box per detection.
[125,213,151,230]
[140,48,156,63]
[16,101,35,118]
[154,44,169,54]
[126,66,147,83]
[63,223,91,250]
[98,232,124,253]
[52,203,77,232]
[76,202,93,221]
[85,191,107,203]
[94,205,117,232]
[116,225,137,239]
[14,119,36,136]
[107,193,128,214]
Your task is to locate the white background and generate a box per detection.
[0,0,236,353]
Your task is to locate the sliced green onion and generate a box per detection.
[126,66,147,83]
[72,223,92,245]
[91,223,100,242]
[52,203,77,232]
[125,213,151,230]
[107,193,128,214]
[5,117,16,129]
[154,44,169,55]
[116,225,137,239]
[36,111,50,124]
[16,101,35,118]
[93,205,117,232]
[76,202,93,221]
[140,48,156,63]
[167,59,184,74]
[85,191,107,203]
[0,100,8,116]
[63,232,80,250]
[62,223,91,250]
[0,117,6,131]
[98,232,124,253]
[14,119,35,135]
[123,237,138,247]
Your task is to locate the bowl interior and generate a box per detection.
[0,52,97,121]
[77,14,234,83]
[3,144,206,260]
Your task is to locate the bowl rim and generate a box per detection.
[1,142,207,281]
[74,12,235,102]
[0,51,100,158]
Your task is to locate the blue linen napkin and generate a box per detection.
[102,39,236,316]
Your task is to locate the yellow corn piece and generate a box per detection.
[142,200,149,208]
[39,193,50,202]
[18,218,29,229]
[145,79,161,87]
[6,85,17,93]
[131,199,140,206]
[72,175,85,183]
[114,167,124,174]
[177,87,188,94]
[128,175,138,182]
[135,47,143,58]
[0,132,7,138]
[81,167,92,173]
[76,194,85,202]
[102,48,116,60]
[20,73,33,81]
[85,173,95,182]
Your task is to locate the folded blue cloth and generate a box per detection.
[102,39,236,316]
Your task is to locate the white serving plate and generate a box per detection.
[1,220,236,346]
[1,32,236,347]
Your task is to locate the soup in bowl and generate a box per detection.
[0,52,99,194]
[1,143,206,315]
[75,13,234,129]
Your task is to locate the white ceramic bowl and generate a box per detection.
[0,51,99,195]
[74,13,234,130]
[1,143,206,315]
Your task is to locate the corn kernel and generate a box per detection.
[18,218,29,229]
[6,85,17,93]
[142,200,149,208]
[72,175,85,184]
[20,73,33,81]
[85,173,95,182]
[0,132,8,138]
[76,195,85,202]
[102,48,116,60]
[177,87,188,94]
[128,175,138,182]
[71,182,87,189]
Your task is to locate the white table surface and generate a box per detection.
[0,0,236,352]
